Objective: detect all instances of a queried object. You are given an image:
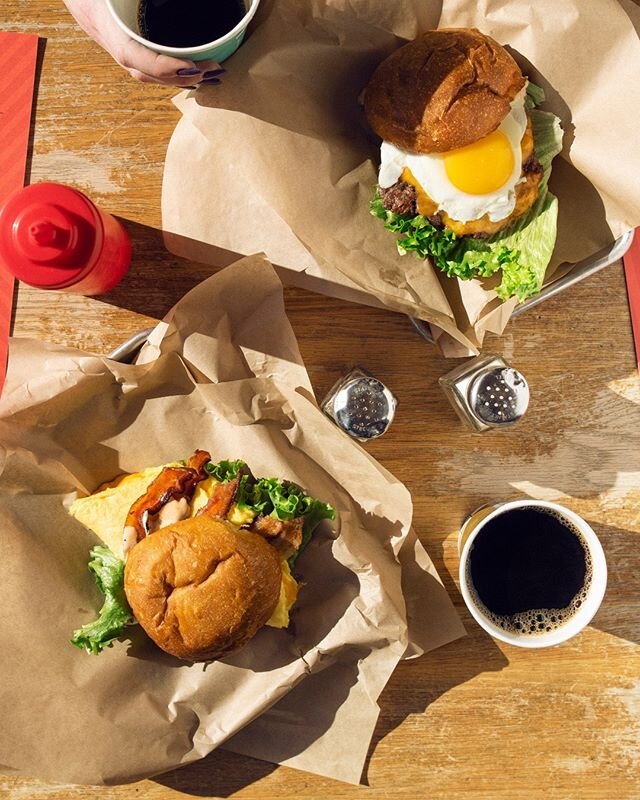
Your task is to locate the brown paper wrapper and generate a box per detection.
[0,255,463,786]
[161,0,640,354]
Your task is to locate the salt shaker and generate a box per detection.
[321,367,397,442]
[439,355,529,432]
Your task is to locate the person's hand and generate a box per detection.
[62,0,224,86]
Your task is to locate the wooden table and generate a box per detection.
[2,3,639,799]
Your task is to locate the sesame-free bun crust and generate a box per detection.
[364,28,526,154]
[124,516,281,662]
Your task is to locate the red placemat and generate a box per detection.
[623,229,640,372]
[0,31,39,392]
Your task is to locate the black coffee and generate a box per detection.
[467,506,592,636]
[138,0,246,48]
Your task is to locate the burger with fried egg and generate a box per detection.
[69,451,335,662]
[364,28,563,301]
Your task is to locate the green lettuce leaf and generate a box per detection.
[525,81,546,110]
[205,459,254,508]
[205,459,335,527]
[205,459,336,561]
[205,458,247,482]
[296,497,338,564]
[370,83,564,301]
[71,546,134,655]
[248,477,334,521]
[249,477,336,565]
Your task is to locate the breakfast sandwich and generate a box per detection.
[69,450,335,661]
[364,28,563,301]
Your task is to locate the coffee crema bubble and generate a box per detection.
[466,506,593,636]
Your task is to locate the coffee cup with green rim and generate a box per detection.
[106,0,260,63]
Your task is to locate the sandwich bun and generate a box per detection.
[364,28,526,154]
[124,515,282,662]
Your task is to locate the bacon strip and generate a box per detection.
[123,449,211,554]
[250,515,304,557]
[196,477,240,519]
[196,462,256,521]
[185,449,211,479]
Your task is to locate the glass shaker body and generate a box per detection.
[439,355,529,432]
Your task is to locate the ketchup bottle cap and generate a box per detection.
[0,183,100,288]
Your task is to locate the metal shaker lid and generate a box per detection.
[322,370,397,441]
[468,367,529,426]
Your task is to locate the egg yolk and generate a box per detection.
[443,129,515,195]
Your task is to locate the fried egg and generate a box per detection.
[378,88,528,223]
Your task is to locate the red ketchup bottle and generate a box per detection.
[0,182,131,294]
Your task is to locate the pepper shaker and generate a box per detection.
[321,367,397,442]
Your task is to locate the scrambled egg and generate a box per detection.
[189,476,220,515]
[267,558,299,628]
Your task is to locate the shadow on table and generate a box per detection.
[24,36,48,187]
[588,520,640,646]
[96,219,237,321]
[97,220,376,327]
[154,749,277,797]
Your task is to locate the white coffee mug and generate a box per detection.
[458,499,607,648]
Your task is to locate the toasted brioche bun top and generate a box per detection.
[124,516,282,662]
[364,28,526,154]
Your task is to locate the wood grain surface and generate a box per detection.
[2,3,640,799]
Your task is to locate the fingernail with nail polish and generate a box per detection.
[201,77,222,85]
[177,67,202,76]
[203,68,226,79]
